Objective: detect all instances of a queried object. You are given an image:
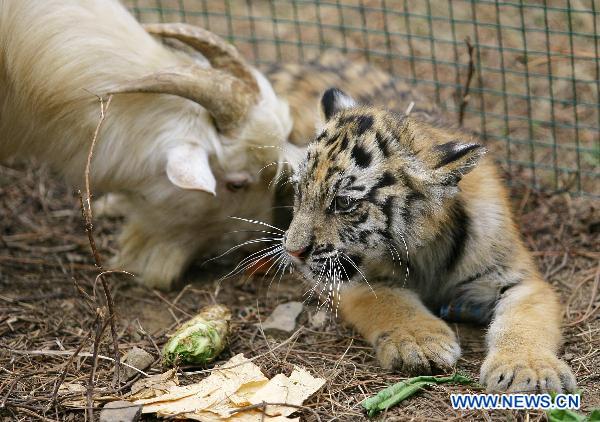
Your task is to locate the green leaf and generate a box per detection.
[547,408,600,422]
[589,410,600,422]
[547,409,587,422]
[361,373,474,417]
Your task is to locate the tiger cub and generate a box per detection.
[282,87,576,393]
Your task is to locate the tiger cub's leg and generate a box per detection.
[340,284,461,373]
[481,277,576,392]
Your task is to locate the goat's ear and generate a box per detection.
[281,142,305,172]
[428,141,487,185]
[166,144,217,195]
[320,87,356,121]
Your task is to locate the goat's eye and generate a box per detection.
[334,196,354,212]
[226,180,248,192]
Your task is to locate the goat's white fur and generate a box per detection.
[0,0,294,289]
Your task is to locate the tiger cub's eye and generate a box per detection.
[335,195,354,212]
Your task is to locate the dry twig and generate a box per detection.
[458,37,475,127]
[228,401,322,422]
[87,313,109,422]
[566,264,600,326]
[78,95,123,408]
[49,326,93,410]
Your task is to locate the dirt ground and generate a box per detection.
[0,161,598,421]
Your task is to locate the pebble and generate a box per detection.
[119,347,154,380]
[99,401,142,422]
[261,302,303,334]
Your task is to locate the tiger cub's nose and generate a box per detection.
[286,246,309,261]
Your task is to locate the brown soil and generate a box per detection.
[0,161,598,421]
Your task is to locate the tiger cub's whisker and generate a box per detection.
[229,216,285,233]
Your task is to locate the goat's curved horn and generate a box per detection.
[143,23,259,95]
[106,66,255,132]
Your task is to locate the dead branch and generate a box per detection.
[4,405,59,422]
[87,312,109,422]
[78,95,123,395]
[83,95,113,241]
[566,264,600,326]
[458,37,475,127]
[80,95,112,268]
[49,327,93,410]
[73,278,97,314]
[228,401,322,422]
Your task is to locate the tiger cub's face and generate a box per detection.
[284,88,486,286]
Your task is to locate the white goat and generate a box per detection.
[0,0,295,289]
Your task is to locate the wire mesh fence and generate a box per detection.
[124,0,599,197]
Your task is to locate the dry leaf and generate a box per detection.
[57,383,87,408]
[128,368,178,400]
[58,383,119,408]
[250,367,326,417]
[136,354,268,418]
[129,353,324,421]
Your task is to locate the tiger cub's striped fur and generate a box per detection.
[283,87,576,393]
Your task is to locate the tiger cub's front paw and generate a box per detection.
[374,318,461,374]
[481,350,576,393]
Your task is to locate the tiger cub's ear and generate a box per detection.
[429,141,487,185]
[400,119,486,184]
[321,87,356,121]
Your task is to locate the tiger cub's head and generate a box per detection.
[283,88,487,285]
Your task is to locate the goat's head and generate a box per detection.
[106,23,294,196]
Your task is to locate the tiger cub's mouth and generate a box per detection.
[283,239,363,288]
